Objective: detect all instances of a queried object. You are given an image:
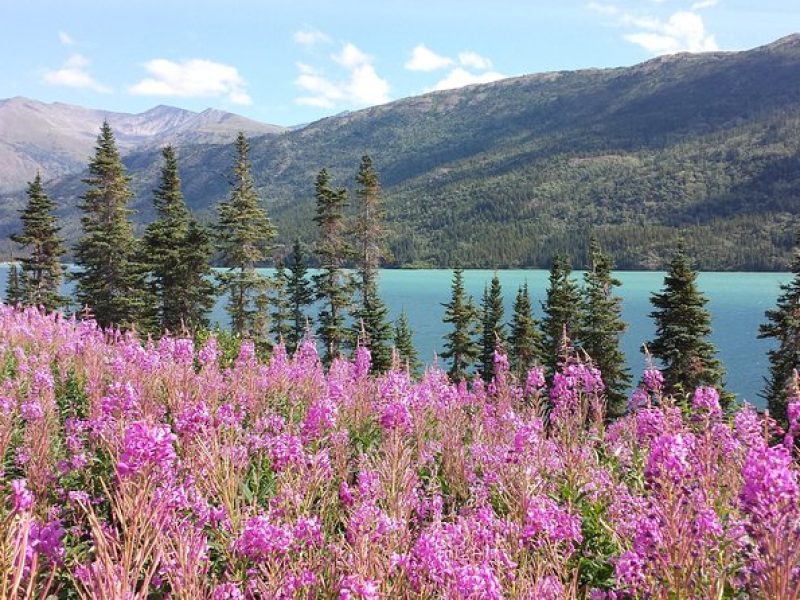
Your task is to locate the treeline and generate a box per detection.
[5,123,800,421]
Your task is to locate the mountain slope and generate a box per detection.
[0,97,284,192]
[4,34,800,269]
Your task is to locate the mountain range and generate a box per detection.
[0,97,284,192]
[2,34,800,270]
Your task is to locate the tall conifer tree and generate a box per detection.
[73,121,149,330]
[758,231,800,422]
[647,244,725,397]
[313,169,352,364]
[393,310,420,376]
[541,255,583,368]
[581,238,631,417]
[215,132,275,339]
[479,274,506,381]
[508,282,544,377]
[441,267,480,382]
[286,240,314,354]
[142,145,215,333]
[5,261,24,306]
[351,155,392,372]
[10,173,66,311]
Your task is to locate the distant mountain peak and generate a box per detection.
[0,98,286,192]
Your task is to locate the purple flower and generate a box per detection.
[339,574,379,600]
[524,367,546,395]
[20,399,44,421]
[117,421,176,479]
[643,368,664,393]
[235,515,294,561]
[692,387,722,419]
[741,444,799,522]
[11,478,33,512]
[645,432,696,485]
[213,583,245,600]
[523,495,583,549]
[615,550,646,587]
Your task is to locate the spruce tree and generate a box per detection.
[540,254,583,368]
[215,132,275,339]
[5,261,24,306]
[73,121,149,330]
[508,282,545,377]
[758,230,800,422]
[647,244,725,397]
[351,155,392,372]
[441,267,480,382]
[142,145,215,333]
[270,260,292,346]
[479,274,506,381]
[10,173,66,311]
[313,169,352,364]
[393,310,420,375]
[286,240,314,354]
[581,238,631,418]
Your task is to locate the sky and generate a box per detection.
[0,0,798,126]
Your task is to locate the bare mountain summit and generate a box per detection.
[0,97,285,192]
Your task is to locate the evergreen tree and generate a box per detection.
[393,310,420,375]
[508,282,544,377]
[758,230,800,422]
[10,173,66,311]
[286,240,314,354]
[215,132,275,339]
[142,145,215,333]
[441,267,480,382]
[540,254,583,368]
[351,155,392,372]
[313,169,352,364]
[581,238,631,418]
[270,260,292,346]
[647,244,725,397]
[5,261,24,306]
[479,274,506,381]
[73,121,149,330]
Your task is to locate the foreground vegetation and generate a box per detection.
[2,305,799,598]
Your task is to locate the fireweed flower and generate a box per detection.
[643,368,664,394]
[523,495,583,550]
[741,444,799,523]
[117,421,177,479]
[11,478,34,512]
[645,432,696,485]
[692,386,722,419]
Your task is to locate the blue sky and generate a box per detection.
[0,0,797,126]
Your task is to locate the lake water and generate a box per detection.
[0,266,789,407]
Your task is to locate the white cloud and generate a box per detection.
[58,31,74,45]
[332,43,372,69]
[43,53,110,93]
[458,50,492,70]
[293,28,331,46]
[623,10,718,54]
[294,42,390,109]
[429,67,505,92]
[405,44,453,72]
[129,58,252,105]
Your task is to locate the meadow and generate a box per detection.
[2,305,798,598]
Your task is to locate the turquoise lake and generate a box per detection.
[1,266,789,407]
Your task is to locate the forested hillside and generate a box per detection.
[4,34,800,269]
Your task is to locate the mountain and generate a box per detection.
[4,35,800,269]
[0,97,285,192]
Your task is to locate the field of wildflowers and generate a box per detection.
[1,306,798,599]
